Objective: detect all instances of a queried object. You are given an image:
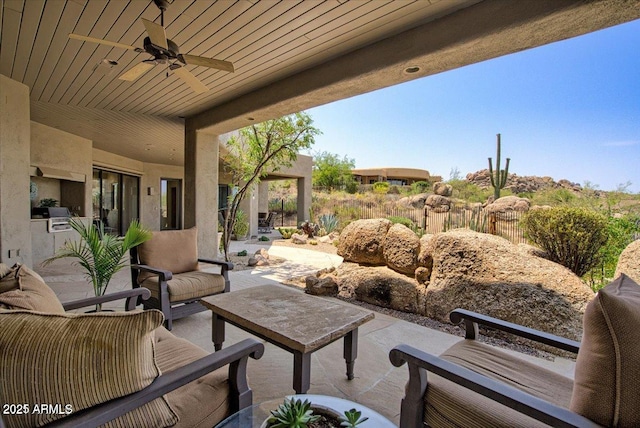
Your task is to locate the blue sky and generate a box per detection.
[306,19,640,192]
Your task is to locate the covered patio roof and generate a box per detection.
[3,0,639,164]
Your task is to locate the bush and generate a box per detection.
[585,214,640,290]
[372,181,390,194]
[387,216,413,228]
[520,207,608,277]
[317,213,338,233]
[411,181,431,194]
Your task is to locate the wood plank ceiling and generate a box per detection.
[1,0,477,165]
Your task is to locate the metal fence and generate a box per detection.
[271,197,528,244]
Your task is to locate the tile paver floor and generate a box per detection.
[39,236,577,425]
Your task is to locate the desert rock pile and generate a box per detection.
[328,219,595,346]
[615,239,640,284]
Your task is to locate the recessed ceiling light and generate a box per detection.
[247,117,255,121]
[102,59,119,67]
[404,66,421,74]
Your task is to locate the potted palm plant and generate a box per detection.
[43,218,152,311]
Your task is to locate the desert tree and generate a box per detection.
[220,112,319,261]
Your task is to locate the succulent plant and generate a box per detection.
[340,408,369,427]
[317,213,339,234]
[267,397,320,428]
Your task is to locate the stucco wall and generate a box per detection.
[141,163,184,231]
[30,121,93,216]
[0,75,32,266]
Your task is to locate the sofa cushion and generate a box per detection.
[570,274,640,426]
[424,339,574,428]
[140,270,225,302]
[0,309,178,427]
[154,326,230,427]
[137,228,199,283]
[0,263,64,313]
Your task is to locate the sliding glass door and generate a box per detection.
[92,168,140,235]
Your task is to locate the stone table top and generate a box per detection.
[201,285,375,353]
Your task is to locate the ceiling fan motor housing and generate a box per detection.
[144,36,180,60]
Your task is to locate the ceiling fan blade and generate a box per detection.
[141,18,168,50]
[172,66,209,94]
[69,33,138,51]
[180,54,234,73]
[118,62,155,81]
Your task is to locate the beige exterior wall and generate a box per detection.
[0,75,32,266]
[30,121,93,217]
[141,163,184,231]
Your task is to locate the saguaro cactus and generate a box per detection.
[488,133,510,200]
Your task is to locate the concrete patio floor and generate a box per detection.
[39,236,577,425]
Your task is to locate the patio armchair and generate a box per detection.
[130,227,233,330]
[258,212,275,233]
[389,274,640,428]
[0,262,264,428]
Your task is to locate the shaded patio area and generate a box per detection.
[39,241,577,424]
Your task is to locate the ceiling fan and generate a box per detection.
[68,0,234,94]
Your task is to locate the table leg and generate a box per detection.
[212,313,225,351]
[293,352,311,394]
[344,328,358,380]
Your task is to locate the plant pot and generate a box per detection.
[260,403,343,428]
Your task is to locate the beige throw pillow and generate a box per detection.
[570,274,640,427]
[0,263,65,313]
[0,309,178,428]
[137,227,199,283]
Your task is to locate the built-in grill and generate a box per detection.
[32,207,72,233]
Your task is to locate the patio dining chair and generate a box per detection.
[130,227,233,330]
[390,274,640,428]
[258,212,276,233]
[0,262,263,428]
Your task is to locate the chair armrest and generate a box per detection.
[131,264,173,281]
[48,338,265,428]
[389,344,601,428]
[62,288,151,312]
[198,258,234,272]
[450,308,581,354]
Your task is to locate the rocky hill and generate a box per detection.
[466,169,583,194]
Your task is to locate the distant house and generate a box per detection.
[351,168,440,186]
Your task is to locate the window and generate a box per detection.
[161,178,182,230]
[92,168,140,235]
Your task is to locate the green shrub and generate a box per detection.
[372,181,390,194]
[585,214,640,290]
[411,181,431,194]
[387,216,414,228]
[520,207,608,277]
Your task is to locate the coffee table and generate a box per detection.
[201,285,375,394]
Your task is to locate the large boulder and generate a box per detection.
[424,229,594,342]
[337,218,391,265]
[335,263,427,314]
[433,182,453,197]
[397,193,429,209]
[425,194,451,212]
[485,195,531,213]
[615,239,640,284]
[383,224,420,275]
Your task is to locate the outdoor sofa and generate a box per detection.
[390,274,640,428]
[0,262,263,427]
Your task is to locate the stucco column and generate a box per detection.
[184,128,219,258]
[258,181,269,213]
[297,177,311,225]
[0,75,33,266]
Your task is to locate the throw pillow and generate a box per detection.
[0,309,178,428]
[136,227,199,283]
[570,274,640,426]
[0,263,65,313]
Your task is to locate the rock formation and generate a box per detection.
[485,195,531,213]
[335,220,595,346]
[337,218,391,265]
[615,239,640,284]
[466,169,583,194]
